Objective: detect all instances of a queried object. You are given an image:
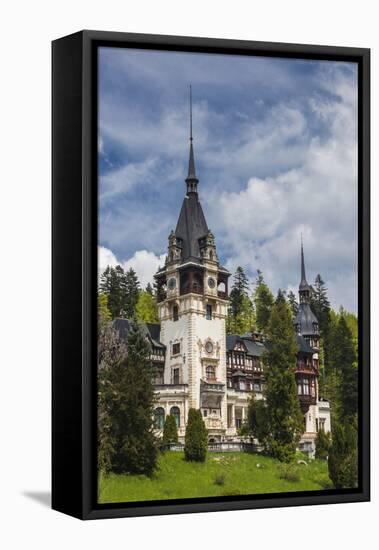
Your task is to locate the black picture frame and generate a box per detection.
[52,30,370,520]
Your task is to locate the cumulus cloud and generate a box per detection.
[98,246,166,288]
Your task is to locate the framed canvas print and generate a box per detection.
[52,30,370,520]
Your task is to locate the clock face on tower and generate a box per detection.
[168,277,176,290]
[207,277,216,289]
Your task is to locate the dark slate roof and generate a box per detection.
[175,193,209,263]
[226,334,266,357]
[296,333,314,354]
[113,318,165,349]
[295,303,319,336]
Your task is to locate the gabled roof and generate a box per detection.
[113,318,165,349]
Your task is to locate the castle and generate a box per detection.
[114,103,331,457]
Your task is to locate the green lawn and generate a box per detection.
[98,451,332,504]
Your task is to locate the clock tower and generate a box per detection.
[155,89,230,440]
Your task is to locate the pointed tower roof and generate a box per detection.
[175,86,208,262]
[185,85,199,194]
[299,239,311,291]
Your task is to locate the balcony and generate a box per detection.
[200,379,225,393]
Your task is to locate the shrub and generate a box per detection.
[184,409,208,462]
[328,423,358,489]
[162,414,178,446]
[214,473,226,486]
[278,464,300,482]
[315,429,331,460]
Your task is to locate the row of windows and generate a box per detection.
[172,304,213,321]
[297,377,316,396]
[154,406,180,429]
[227,378,262,392]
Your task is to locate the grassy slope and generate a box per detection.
[98,452,332,504]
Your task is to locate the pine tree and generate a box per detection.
[263,298,304,462]
[124,268,140,319]
[100,265,127,319]
[112,322,158,476]
[136,290,159,323]
[253,270,274,334]
[315,428,331,460]
[184,409,208,462]
[245,395,270,449]
[162,414,179,445]
[287,290,298,318]
[97,322,127,476]
[333,315,358,423]
[145,282,154,295]
[227,267,254,334]
[310,274,331,336]
[328,422,358,489]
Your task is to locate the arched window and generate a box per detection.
[170,406,180,427]
[154,407,165,429]
[206,365,216,381]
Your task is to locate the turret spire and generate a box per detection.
[299,238,311,302]
[185,85,199,194]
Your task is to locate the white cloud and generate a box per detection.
[98,246,166,288]
[208,65,358,311]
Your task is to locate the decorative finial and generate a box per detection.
[185,84,198,193]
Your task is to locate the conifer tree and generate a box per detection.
[227,267,254,335]
[263,294,304,462]
[315,428,331,460]
[162,414,179,445]
[333,315,358,422]
[97,322,127,476]
[287,290,298,319]
[100,265,128,319]
[124,268,140,319]
[328,422,358,489]
[112,322,158,476]
[253,270,274,334]
[310,274,331,336]
[245,395,270,449]
[145,282,154,295]
[184,409,208,462]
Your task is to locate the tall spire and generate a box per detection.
[185,85,199,194]
[299,238,311,292]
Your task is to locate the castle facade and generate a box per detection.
[115,115,331,457]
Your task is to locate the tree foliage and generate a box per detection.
[328,422,358,489]
[315,428,331,460]
[162,414,179,445]
[184,409,208,462]
[99,265,140,320]
[227,267,254,335]
[245,395,270,448]
[97,323,127,476]
[98,292,112,329]
[136,290,159,323]
[263,297,304,462]
[253,270,274,334]
[98,321,158,477]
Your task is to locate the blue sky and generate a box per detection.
[98,47,358,312]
